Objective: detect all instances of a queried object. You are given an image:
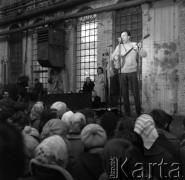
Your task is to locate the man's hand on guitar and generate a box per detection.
[113,55,121,69]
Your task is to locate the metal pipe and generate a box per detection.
[0,0,165,36]
[0,0,93,26]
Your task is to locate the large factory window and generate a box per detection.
[31,19,48,91]
[76,14,97,92]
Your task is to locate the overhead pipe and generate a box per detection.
[0,0,167,37]
[0,0,94,26]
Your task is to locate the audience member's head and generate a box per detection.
[29,101,44,122]
[8,111,30,130]
[50,101,67,118]
[134,114,158,150]
[68,112,86,135]
[150,109,173,131]
[81,124,107,151]
[0,108,15,123]
[82,108,95,124]
[61,110,74,129]
[100,111,119,139]
[41,119,68,140]
[114,129,144,156]
[32,135,69,168]
[2,91,9,98]
[22,126,40,140]
[183,118,185,130]
[22,126,40,176]
[30,135,72,180]
[102,138,143,179]
[39,108,59,133]
[114,117,135,135]
[0,123,25,180]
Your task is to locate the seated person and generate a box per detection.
[33,78,43,98]
[83,77,95,93]
[0,91,15,108]
[92,90,101,109]
[17,75,29,102]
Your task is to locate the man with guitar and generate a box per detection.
[112,30,147,117]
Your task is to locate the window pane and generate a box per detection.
[76,14,97,91]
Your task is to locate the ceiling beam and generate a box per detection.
[0,0,166,36]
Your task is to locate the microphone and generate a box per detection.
[118,37,122,42]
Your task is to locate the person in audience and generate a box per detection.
[114,129,144,156]
[32,78,43,100]
[0,123,25,180]
[7,111,30,130]
[0,91,15,109]
[100,139,143,180]
[29,101,44,131]
[61,110,74,130]
[80,108,96,124]
[0,107,15,123]
[40,118,68,140]
[179,117,185,142]
[179,122,185,178]
[150,109,180,162]
[134,114,176,179]
[114,116,135,135]
[83,77,95,93]
[17,75,29,102]
[0,83,3,99]
[22,126,40,177]
[27,135,73,180]
[92,90,101,109]
[150,109,173,132]
[100,111,119,139]
[70,124,106,180]
[66,112,86,163]
[50,101,67,118]
[39,108,59,133]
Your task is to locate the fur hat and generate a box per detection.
[68,112,86,134]
[134,114,159,149]
[33,135,69,168]
[50,101,67,118]
[81,124,107,149]
[41,119,68,140]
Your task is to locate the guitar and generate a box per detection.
[113,34,150,69]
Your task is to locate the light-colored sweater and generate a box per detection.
[112,42,146,73]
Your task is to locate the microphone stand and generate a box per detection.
[106,45,112,111]
[118,39,122,117]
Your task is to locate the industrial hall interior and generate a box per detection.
[1,0,185,179]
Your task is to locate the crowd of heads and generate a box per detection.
[0,93,184,180]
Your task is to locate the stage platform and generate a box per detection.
[40,93,92,111]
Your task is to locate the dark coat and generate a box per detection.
[144,142,175,180]
[156,128,180,162]
[83,81,95,93]
[92,96,101,109]
[70,151,104,180]
[23,159,73,180]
